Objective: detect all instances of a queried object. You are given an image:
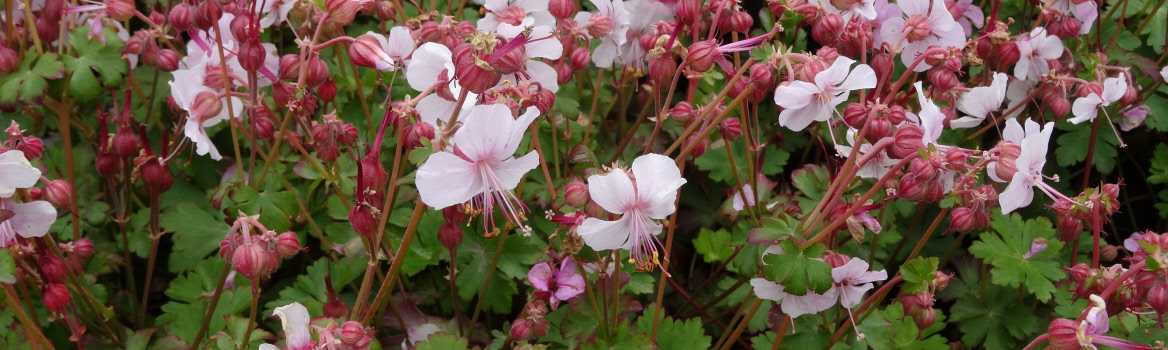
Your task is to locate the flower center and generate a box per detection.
[623,209,669,273]
[905,15,932,42]
[464,160,531,237]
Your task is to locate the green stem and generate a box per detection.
[237,282,260,350]
[191,263,232,350]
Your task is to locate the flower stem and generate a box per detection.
[361,200,426,326]
[2,283,55,349]
[826,275,905,346]
[1021,333,1050,350]
[237,281,260,350]
[577,263,610,340]
[650,162,687,338]
[138,195,162,324]
[803,153,920,249]
[191,263,232,350]
[716,298,763,350]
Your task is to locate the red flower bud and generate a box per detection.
[549,0,575,19]
[564,181,589,207]
[865,117,893,143]
[72,238,95,259]
[276,232,301,259]
[39,255,67,284]
[272,81,297,106]
[16,136,43,160]
[995,141,1020,180]
[889,125,924,159]
[96,152,121,177]
[670,102,695,124]
[569,47,590,71]
[0,43,18,74]
[685,133,708,158]
[404,122,435,149]
[230,15,257,42]
[278,54,302,80]
[843,103,867,126]
[1119,86,1139,107]
[154,49,181,72]
[249,105,276,139]
[452,43,501,94]
[535,88,556,115]
[326,0,364,26]
[340,321,367,345]
[232,243,268,280]
[195,0,223,31]
[687,40,719,73]
[237,40,267,73]
[169,3,196,32]
[719,118,742,141]
[36,17,60,45]
[510,319,531,340]
[822,251,850,268]
[1046,318,1081,350]
[438,221,463,250]
[812,14,844,46]
[43,180,73,208]
[949,206,976,232]
[648,55,678,86]
[750,64,776,91]
[103,0,136,20]
[913,308,936,329]
[317,79,337,102]
[349,205,377,238]
[728,11,753,33]
[111,128,140,158]
[43,283,71,312]
[676,0,699,25]
[927,68,957,92]
[933,271,950,290]
[1148,283,1168,315]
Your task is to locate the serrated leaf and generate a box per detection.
[969,213,1066,302]
[762,241,833,295]
[455,231,541,312]
[635,316,711,350]
[62,30,128,99]
[0,252,15,284]
[227,187,299,232]
[157,259,252,343]
[949,283,1040,349]
[266,257,366,311]
[0,53,64,103]
[900,257,938,294]
[695,140,789,183]
[748,215,797,244]
[416,333,468,350]
[162,203,230,272]
[1150,144,1168,184]
[693,228,735,263]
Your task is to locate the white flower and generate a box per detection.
[0,198,56,248]
[497,18,564,92]
[948,0,984,36]
[407,43,480,128]
[877,0,966,71]
[170,66,243,160]
[816,0,878,21]
[1048,0,1097,35]
[998,121,1054,214]
[270,302,312,350]
[359,26,416,72]
[415,105,541,234]
[1013,28,1064,81]
[619,0,673,71]
[574,0,630,68]
[1070,73,1126,125]
[835,129,899,179]
[953,72,1008,128]
[774,57,876,131]
[987,118,1043,182]
[823,258,888,308]
[578,154,686,270]
[910,81,945,145]
[0,150,41,198]
[478,0,555,32]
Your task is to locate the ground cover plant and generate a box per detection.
[2,0,1168,348]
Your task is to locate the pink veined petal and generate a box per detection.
[385,26,416,61]
[774,81,819,110]
[490,151,540,191]
[406,43,453,91]
[586,169,636,215]
[554,261,585,302]
[832,258,871,282]
[272,303,312,350]
[1023,118,1042,137]
[1101,73,1127,104]
[477,14,503,32]
[854,268,889,285]
[732,184,755,211]
[1015,122,1053,171]
[900,41,932,72]
[573,12,594,37]
[483,0,509,13]
[1013,50,1033,81]
[779,100,828,132]
[898,0,929,16]
[1069,94,1102,124]
[925,0,956,32]
[964,1,985,27]
[999,171,1035,214]
[834,63,877,92]
[781,290,836,318]
[557,258,581,283]
[452,104,514,161]
[877,17,906,48]
[750,278,789,302]
[0,150,42,198]
[592,40,620,68]
[578,215,634,251]
[1071,2,1097,34]
[839,283,876,308]
[528,262,554,291]
[415,152,484,209]
[8,200,56,238]
[631,154,687,219]
[416,94,460,129]
[1036,34,1065,61]
[503,107,542,157]
[816,57,857,88]
[1086,295,1109,334]
[1002,118,1025,144]
[1124,232,1144,252]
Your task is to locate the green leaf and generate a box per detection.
[693,228,735,263]
[900,257,939,294]
[124,328,158,350]
[969,213,1066,302]
[762,241,833,295]
[635,316,711,350]
[1150,144,1168,184]
[0,53,64,103]
[162,203,230,272]
[416,333,468,350]
[792,164,831,210]
[62,30,128,99]
[694,140,789,183]
[1146,94,1168,132]
[157,259,251,343]
[267,257,366,311]
[227,186,299,232]
[0,252,15,284]
[1055,122,1119,174]
[455,231,542,312]
[747,215,797,244]
[949,283,1040,349]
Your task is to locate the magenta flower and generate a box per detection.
[774,57,876,131]
[527,258,585,309]
[578,154,686,271]
[415,105,541,234]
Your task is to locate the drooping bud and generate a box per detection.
[39,255,68,284]
[927,68,958,92]
[43,180,72,208]
[438,221,463,250]
[325,0,365,26]
[452,43,501,94]
[686,40,719,73]
[0,44,17,74]
[563,181,589,207]
[232,243,268,280]
[511,319,531,340]
[154,49,181,72]
[648,55,678,86]
[340,321,367,346]
[994,141,1020,180]
[169,3,195,32]
[404,122,435,149]
[43,284,71,312]
[1045,318,1081,350]
[249,105,276,139]
[318,79,337,102]
[549,0,575,19]
[843,103,867,126]
[949,207,976,232]
[1148,283,1168,315]
[889,125,925,159]
[719,118,742,141]
[811,13,844,46]
[238,40,267,73]
[195,0,223,30]
[728,11,753,33]
[275,232,301,259]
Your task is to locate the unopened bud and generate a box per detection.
[232,243,268,280]
[238,40,267,73]
[154,49,181,72]
[39,255,67,284]
[889,125,924,159]
[0,45,17,74]
[438,222,463,250]
[564,181,589,207]
[452,43,501,94]
[43,284,71,312]
[686,40,719,73]
[719,118,742,141]
[549,0,575,19]
[275,232,301,259]
[340,321,366,345]
[43,180,73,208]
[169,3,196,32]
[195,0,223,30]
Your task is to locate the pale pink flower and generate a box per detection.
[823,258,888,308]
[1048,0,1097,35]
[358,27,416,72]
[909,81,945,145]
[816,0,878,21]
[1123,232,1144,252]
[574,0,630,68]
[1118,105,1149,131]
[998,120,1054,214]
[267,302,312,350]
[170,66,244,160]
[0,198,56,248]
[1013,28,1064,81]
[578,154,686,270]
[619,0,673,71]
[1070,73,1126,125]
[527,258,585,309]
[258,0,300,28]
[407,43,479,128]
[497,18,563,92]
[946,0,983,36]
[478,0,555,32]
[731,181,779,211]
[1003,78,1038,119]
[183,14,281,87]
[987,118,1043,182]
[774,57,876,131]
[835,129,899,179]
[751,246,834,318]
[953,72,1008,128]
[415,105,541,234]
[1161,66,1168,82]
[877,0,965,71]
[1070,295,1155,349]
[0,150,41,198]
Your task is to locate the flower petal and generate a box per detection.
[527,262,553,291]
[407,43,453,91]
[586,168,635,214]
[999,171,1034,214]
[416,152,484,209]
[0,150,42,198]
[8,200,55,238]
[750,278,788,302]
[578,215,633,251]
[272,303,312,350]
[631,154,686,219]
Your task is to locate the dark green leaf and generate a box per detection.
[693,228,735,263]
[969,213,1066,302]
[162,203,230,272]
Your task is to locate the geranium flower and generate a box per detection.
[406,43,480,128]
[750,245,836,318]
[578,153,686,271]
[1118,105,1149,131]
[835,128,899,179]
[170,66,244,160]
[496,18,563,92]
[823,258,888,309]
[183,13,281,87]
[527,258,585,309]
[1070,73,1126,125]
[774,57,876,131]
[987,118,1042,182]
[574,0,630,68]
[1048,0,1097,35]
[998,120,1054,214]
[953,72,1008,128]
[0,150,41,198]
[477,0,555,32]
[415,105,541,235]
[619,0,673,71]
[945,0,983,36]
[1003,78,1038,119]
[910,81,945,145]
[876,0,965,71]
[261,302,312,350]
[353,27,415,72]
[817,0,878,22]
[0,198,56,248]
[1013,28,1064,81]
